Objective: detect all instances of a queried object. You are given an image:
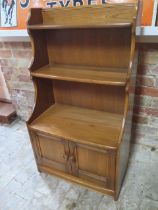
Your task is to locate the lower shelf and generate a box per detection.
[29,103,123,149]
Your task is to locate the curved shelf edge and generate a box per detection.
[27,8,49,72]
[26,77,54,125]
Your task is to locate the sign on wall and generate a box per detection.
[0,0,46,29]
[141,0,155,25]
[0,0,17,27]
[0,0,158,38]
[0,0,138,30]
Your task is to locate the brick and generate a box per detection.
[138,45,158,80]
[1,66,14,74]
[156,78,158,87]
[18,75,30,82]
[136,76,155,87]
[0,50,12,58]
[139,52,158,65]
[12,50,32,59]
[150,116,158,125]
[0,43,3,48]
[135,86,158,97]
[11,89,34,101]
[1,66,14,81]
[133,106,143,115]
[137,64,153,75]
[152,98,158,108]
[3,42,31,49]
[2,72,12,81]
[9,89,34,120]
[0,59,8,66]
[7,58,30,68]
[133,106,147,115]
[139,43,158,51]
[10,89,34,119]
[134,95,152,107]
[9,81,33,91]
[150,65,158,75]
[23,42,31,48]
[134,105,158,117]
[133,114,148,124]
[18,67,29,74]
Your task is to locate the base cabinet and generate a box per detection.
[30,131,116,192]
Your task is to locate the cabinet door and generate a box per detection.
[69,142,116,190]
[32,132,71,173]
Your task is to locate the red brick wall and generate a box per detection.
[0,42,158,146]
[0,42,34,119]
[133,43,158,146]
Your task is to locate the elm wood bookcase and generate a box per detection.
[26,4,138,200]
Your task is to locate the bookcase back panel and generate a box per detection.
[47,28,131,69]
[53,80,125,114]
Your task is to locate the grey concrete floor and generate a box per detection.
[0,119,158,210]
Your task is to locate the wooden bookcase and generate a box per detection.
[27,4,138,200]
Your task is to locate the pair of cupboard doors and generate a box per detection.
[30,131,116,192]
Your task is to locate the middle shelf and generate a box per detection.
[31,64,128,86]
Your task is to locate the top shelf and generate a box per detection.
[27,4,137,30]
[27,23,132,30]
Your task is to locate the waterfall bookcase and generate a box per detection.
[27,3,138,200]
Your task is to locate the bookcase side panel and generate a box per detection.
[28,30,49,72]
[27,78,54,124]
[115,32,138,200]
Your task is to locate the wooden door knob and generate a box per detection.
[63,154,69,160]
[69,155,76,162]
